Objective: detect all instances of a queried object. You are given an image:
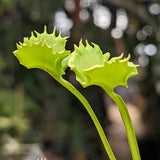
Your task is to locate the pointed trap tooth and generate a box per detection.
[74,44,78,50]
[44,25,47,33]
[85,40,89,46]
[120,54,131,63]
[91,42,97,48]
[21,42,27,46]
[64,36,69,40]
[13,50,17,54]
[34,30,40,36]
[127,54,131,60]
[124,81,129,88]
[87,40,94,48]
[31,31,34,37]
[16,43,22,49]
[115,53,123,62]
[79,39,84,47]
[23,37,29,42]
[53,27,56,35]
[19,41,23,45]
[58,30,62,37]
[19,41,26,47]
[119,53,124,59]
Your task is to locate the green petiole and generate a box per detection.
[47,71,116,160]
[104,86,141,160]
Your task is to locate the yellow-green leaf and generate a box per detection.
[13,26,70,78]
[68,41,138,91]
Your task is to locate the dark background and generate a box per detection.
[0,0,160,159]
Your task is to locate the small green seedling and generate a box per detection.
[14,27,141,160]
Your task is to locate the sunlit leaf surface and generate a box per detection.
[69,41,138,91]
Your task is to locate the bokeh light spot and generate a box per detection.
[148,3,160,15]
[134,43,145,56]
[93,5,111,30]
[65,0,75,12]
[79,9,89,22]
[111,28,123,39]
[136,30,147,41]
[144,44,157,56]
[138,55,149,67]
[116,9,128,30]
[142,25,153,37]
[54,11,73,36]
[80,0,98,8]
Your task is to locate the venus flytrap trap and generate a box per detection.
[68,41,141,160]
[14,26,70,79]
[13,27,141,160]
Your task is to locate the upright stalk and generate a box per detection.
[103,86,141,160]
[51,74,116,160]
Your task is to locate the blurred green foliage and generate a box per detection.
[0,0,160,159]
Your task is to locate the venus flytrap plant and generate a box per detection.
[68,41,141,160]
[13,27,141,160]
[13,27,115,160]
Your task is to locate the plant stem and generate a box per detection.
[104,86,141,160]
[53,75,116,160]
